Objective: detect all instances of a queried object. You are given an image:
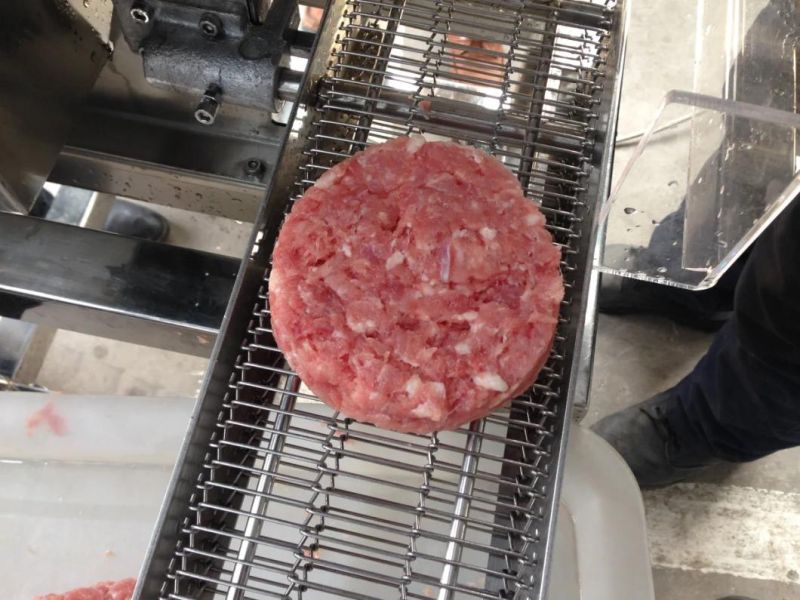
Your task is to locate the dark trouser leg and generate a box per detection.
[663,195,800,461]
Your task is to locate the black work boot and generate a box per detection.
[599,243,735,332]
[592,392,722,488]
[104,199,170,242]
[599,273,732,332]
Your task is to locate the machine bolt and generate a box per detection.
[199,13,223,39]
[129,1,152,24]
[194,85,221,126]
[244,158,265,177]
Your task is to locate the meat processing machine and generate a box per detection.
[0,1,652,599]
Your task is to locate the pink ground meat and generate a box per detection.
[35,578,135,600]
[269,136,564,433]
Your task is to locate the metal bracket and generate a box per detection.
[0,212,239,357]
[112,0,305,115]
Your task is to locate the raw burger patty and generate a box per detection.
[269,136,563,432]
[35,578,135,600]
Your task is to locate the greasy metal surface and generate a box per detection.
[140,1,621,598]
[0,213,239,356]
[50,146,270,222]
[0,0,110,212]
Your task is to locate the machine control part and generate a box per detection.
[194,85,221,126]
[112,0,302,113]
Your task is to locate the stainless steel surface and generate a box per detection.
[0,0,110,212]
[45,15,302,220]
[0,318,40,379]
[249,0,273,23]
[569,0,630,420]
[437,420,484,600]
[50,146,270,222]
[139,0,622,598]
[80,192,118,230]
[226,383,297,600]
[0,317,56,386]
[0,213,239,357]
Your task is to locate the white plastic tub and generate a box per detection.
[0,393,653,599]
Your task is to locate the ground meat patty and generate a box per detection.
[269,136,563,433]
[36,578,135,600]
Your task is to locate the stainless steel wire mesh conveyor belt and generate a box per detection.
[137,1,628,598]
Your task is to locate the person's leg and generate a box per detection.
[668,194,800,461]
[594,195,800,485]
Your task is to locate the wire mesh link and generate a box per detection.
[160,1,616,598]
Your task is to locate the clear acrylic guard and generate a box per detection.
[599,0,800,290]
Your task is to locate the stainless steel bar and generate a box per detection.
[50,147,267,221]
[437,420,484,600]
[344,17,606,54]
[570,0,631,422]
[385,0,611,30]
[0,213,238,356]
[226,378,297,600]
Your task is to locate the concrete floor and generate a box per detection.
[18,1,800,598]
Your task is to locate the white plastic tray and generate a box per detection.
[0,394,653,599]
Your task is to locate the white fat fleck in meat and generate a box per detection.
[455,311,478,321]
[385,251,405,270]
[411,399,444,420]
[410,381,446,419]
[430,381,445,396]
[525,212,543,226]
[405,374,422,395]
[406,134,427,154]
[467,147,484,164]
[480,227,497,241]
[315,168,341,189]
[268,270,283,294]
[346,315,377,334]
[439,242,451,282]
[341,244,352,257]
[473,372,509,392]
[454,342,470,355]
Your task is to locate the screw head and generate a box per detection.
[199,13,223,39]
[130,2,151,23]
[195,108,214,125]
[194,85,221,126]
[244,158,265,177]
